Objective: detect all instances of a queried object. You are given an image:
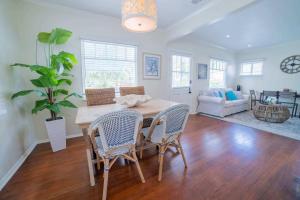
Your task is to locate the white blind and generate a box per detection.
[209,58,227,88]
[240,60,263,76]
[81,40,137,90]
[171,55,191,88]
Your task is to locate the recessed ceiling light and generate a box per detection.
[226,34,230,38]
[247,44,252,48]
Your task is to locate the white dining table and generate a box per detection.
[75,99,179,186]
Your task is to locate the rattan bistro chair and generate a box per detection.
[120,86,145,96]
[85,88,115,106]
[90,110,145,200]
[139,104,190,181]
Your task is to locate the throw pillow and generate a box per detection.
[226,91,237,101]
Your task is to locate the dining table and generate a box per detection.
[75,99,179,186]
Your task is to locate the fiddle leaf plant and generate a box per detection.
[11,28,81,121]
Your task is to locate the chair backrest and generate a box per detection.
[85,88,115,106]
[262,90,279,97]
[279,91,297,102]
[120,86,145,96]
[250,90,256,99]
[90,110,143,152]
[152,104,190,136]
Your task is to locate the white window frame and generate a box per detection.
[81,39,138,94]
[170,53,192,89]
[240,59,264,76]
[209,58,227,89]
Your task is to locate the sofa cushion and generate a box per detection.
[224,99,248,107]
[226,91,237,101]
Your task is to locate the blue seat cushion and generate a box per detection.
[226,91,237,101]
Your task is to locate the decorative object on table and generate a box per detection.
[143,53,161,79]
[280,55,300,74]
[253,104,290,123]
[237,85,241,91]
[11,28,81,152]
[122,0,157,33]
[114,94,152,108]
[197,63,208,79]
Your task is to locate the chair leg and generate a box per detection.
[158,147,165,182]
[132,151,146,183]
[139,143,144,159]
[178,139,187,168]
[102,158,109,200]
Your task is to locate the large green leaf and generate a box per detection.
[31,75,58,88]
[11,90,46,99]
[49,28,72,45]
[11,63,31,68]
[32,99,49,114]
[64,92,82,100]
[53,89,68,96]
[58,51,78,64]
[47,103,61,113]
[37,32,51,43]
[58,100,77,108]
[57,79,72,86]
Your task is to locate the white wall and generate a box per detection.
[16,0,236,140]
[0,0,37,189]
[236,40,300,93]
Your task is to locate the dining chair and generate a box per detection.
[85,88,115,106]
[90,110,145,200]
[120,86,145,96]
[250,90,260,110]
[139,104,190,181]
[278,91,298,117]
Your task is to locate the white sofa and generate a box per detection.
[197,89,249,117]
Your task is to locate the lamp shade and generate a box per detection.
[122,0,157,33]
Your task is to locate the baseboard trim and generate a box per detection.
[0,141,37,191]
[37,133,83,144]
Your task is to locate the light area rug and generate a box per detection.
[207,111,300,141]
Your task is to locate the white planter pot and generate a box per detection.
[44,117,66,152]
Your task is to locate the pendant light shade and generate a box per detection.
[122,0,157,33]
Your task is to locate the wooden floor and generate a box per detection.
[1,115,300,200]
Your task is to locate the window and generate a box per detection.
[240,60,263,76]
[209,58,227,88]
[171,55,191,88]
[81,40,137,92]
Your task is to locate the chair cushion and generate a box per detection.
[226,91,238,101]
[224,99,248,107]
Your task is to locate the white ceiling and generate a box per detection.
[188,0,300,50]
[31,0,208,28]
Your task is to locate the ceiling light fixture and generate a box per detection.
[247,44,252,48]
[226,34,230,38]
[122,0,157,33]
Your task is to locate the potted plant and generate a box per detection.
[11,28,81,152]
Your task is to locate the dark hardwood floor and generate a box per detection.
[1,115,300,200]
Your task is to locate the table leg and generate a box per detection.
[82,128,96,186]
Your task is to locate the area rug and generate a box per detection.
[219,111,300,140]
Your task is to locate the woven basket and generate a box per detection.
[253,104,290,123]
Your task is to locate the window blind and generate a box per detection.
[81,40,137,91]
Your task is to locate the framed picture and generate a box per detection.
[143,53,161,79]
[197,63,208,79]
